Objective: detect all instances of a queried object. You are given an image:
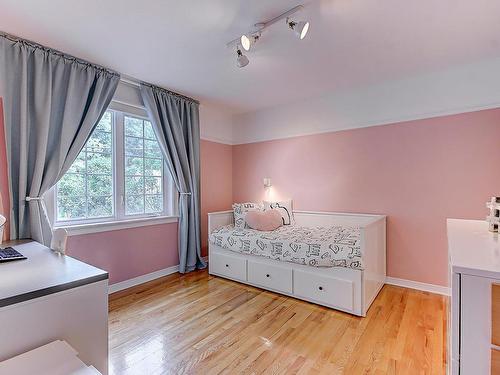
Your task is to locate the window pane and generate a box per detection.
[88,174,113,196]
[144,121,156,140]
[87,131,112,153]
[125,136,143,157]
[58,174,85,196]
[88,196,113,218]
[67,153,86,174]
[126,195,144,215]
[56,110,114,222]
[124,116,164,216]
[87,152,112,174]
[145,195,163,213]
[144,158,162,177]
[144,139,162,158]
[57,196,86,220]
[95,112,112,132]
[125,157,143,176]
[124,117,143,137]
[126,176,144,195]
[145,177,162,194]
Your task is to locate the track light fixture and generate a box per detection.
[236,47,249,68]
[286,17,310,40]
[240,32,261,52]
[226,5,309,68]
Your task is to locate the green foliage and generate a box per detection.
[125,116,143,137]
[144,158,162,176]
[125,136,143,156]
[126,177,144,195]
[145,195,163,213]
[57,112,165,220]
[125,157,143,176]
[126,195,144,215]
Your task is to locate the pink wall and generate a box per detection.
[67,223,178,285]
[200,140,233,255]
[65,139,232,285]
[232,108,500,286]
[0,105,232,284]
[0,99,10,241]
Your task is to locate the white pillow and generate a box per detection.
[232,202,263,229]
[263,200,295,226]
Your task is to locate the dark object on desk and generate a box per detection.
[0,247,27,262]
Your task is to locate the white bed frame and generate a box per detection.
[208,210,386,317]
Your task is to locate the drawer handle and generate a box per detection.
[266,274,270,278]
[225,264,229,268]
[318,286,324,291]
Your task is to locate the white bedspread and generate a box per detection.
[209,224,363,270]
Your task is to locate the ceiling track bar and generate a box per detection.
[226,4,304,49]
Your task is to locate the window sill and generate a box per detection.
[57,216,179,236]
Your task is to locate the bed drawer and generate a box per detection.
[248,259,293,294]
[210,252,247,282]
[293,269,354,311]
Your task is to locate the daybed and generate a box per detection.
[208,210,386,317]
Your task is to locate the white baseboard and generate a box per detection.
[385,277,451,296]
[108,256,209,294]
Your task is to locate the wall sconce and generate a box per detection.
[263,178,272,188]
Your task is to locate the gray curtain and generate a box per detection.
[0,33,120,245]
[140,83,205,273]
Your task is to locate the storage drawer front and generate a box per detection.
[294,270,354,311]
[247,260,293,294]
[211,252,247,282]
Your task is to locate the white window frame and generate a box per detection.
[48,109,178,234]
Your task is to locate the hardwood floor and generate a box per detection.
[109,270,447,374]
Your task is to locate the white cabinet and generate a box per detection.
[0,241,108,374]
[459,275,498,374]
[447,219,500,375]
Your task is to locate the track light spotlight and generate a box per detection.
[286,17,310,40]
[240,32,261,51]
[236,48,249,68]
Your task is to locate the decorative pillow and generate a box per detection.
[263,200,295,225]
[232,202,263,229]
[245,210,283,231]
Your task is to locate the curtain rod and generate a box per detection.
[0,32,120,77]
[120,75,200,105]
[1,31,199,105]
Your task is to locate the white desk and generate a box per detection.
[0,241,108,374]
[448,219,500,374]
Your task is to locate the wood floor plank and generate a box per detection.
[109,269,447,374]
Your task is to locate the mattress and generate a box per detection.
[209,224,363,270]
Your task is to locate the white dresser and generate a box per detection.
[447,219,500,374]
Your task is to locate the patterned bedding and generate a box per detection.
[209,224,363,270]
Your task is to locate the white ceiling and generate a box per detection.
[1,0,500,114]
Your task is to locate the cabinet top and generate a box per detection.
[447,219,500,279]
[0,241,108,308]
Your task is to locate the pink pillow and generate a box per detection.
[245,209,283,231]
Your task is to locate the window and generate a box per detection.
[55,110,173,225]
[57,112,114,221]
[124,116,164,215]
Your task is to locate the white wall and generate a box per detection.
[232,57,500,144]
[109,80,234,144]
[199,102,233,145]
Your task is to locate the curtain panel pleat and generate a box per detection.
[0,33,120,245]
[139,84,205,273]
